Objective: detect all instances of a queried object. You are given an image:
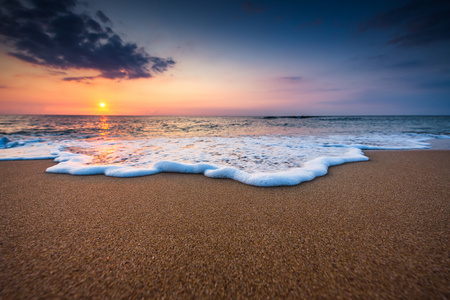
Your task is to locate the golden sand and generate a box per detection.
[1,150,449,298]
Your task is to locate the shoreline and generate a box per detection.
[1,150,449,298]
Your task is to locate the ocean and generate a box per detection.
[0,115,449,186]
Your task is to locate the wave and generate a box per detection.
[1,115,449,187]
[46,148,368,187]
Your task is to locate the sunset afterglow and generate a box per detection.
[0,0,448,116]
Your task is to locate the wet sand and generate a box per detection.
[1,150,449,298]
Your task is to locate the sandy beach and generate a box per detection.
[1,150,449,299]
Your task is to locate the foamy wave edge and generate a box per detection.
[46,148,368,187]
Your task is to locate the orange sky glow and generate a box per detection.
[0,51,324,116]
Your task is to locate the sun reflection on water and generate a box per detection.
[89,115,126,165]
[99,115,110,137]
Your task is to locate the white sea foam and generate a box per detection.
[0,137,57,160]
[45,141,369,186]
[40,134,436,187]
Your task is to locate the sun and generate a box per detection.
[100,102,106,108]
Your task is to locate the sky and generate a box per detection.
[0,0,449,116]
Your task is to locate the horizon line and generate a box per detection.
[0,113,449,117]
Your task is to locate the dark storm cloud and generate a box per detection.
[360,0,450,47]
[96,10,111,24]
[47,70,68,75]
[0,0,175,80]
[63,76,96,82]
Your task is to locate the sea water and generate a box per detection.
[0,115,448,186]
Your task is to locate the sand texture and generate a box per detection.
[1,150,449,299]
